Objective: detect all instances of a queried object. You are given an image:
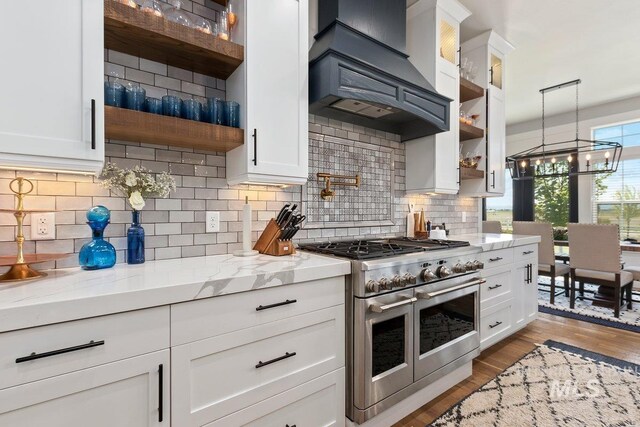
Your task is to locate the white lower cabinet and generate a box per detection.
[0,349,170,426]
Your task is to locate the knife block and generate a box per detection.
[253,218,296,256]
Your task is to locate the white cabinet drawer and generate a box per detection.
[480,301,512,350]
[480,248,513,269]
[171,305,345,426]
[480,265,513,309]
[205,369,345,427]
[0,307,169,390]
[515,244,538,261]
[171,276,344,345]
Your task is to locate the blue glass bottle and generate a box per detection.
[79,206,117,270]
[127,210,145,264]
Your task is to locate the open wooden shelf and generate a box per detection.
[104,1,244,79]
[105,106,244,152]
[459,167,485,181]
[459,122,484,141]
[460,77,485,103]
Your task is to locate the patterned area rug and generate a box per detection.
[537,277,640,332]
[429,340,640,427]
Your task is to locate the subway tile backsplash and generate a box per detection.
[0,1,480,268]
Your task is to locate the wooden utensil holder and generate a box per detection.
[253,218,296,256]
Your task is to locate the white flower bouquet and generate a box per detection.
[99,163,176,211]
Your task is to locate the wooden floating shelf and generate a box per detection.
[459,167,485,181]
[459,122,484,142]
[104,1,244,79]
[460,77,485,103]
[105,106,244,152]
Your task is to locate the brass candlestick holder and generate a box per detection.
[0,177,69,282]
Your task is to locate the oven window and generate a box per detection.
[419,294,475,355]
[372,316,405,377]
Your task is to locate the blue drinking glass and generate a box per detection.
[104,81,125,107]
[162,95,182,117]
[79,206,117,270]
[224,101,240,127]
[145,97,163,114]
[127,210,145,265]
[125,86,146,111]
[204,97,224,125]
[181,99,202,121]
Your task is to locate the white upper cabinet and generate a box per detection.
[0,0,104,174]
[405,0,471,195]
[458,31,514,197]
[226,0,309,186]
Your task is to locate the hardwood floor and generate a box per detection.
[393,312,640,427]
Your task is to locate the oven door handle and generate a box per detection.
[416,278,486,300]
[369,297,417,313]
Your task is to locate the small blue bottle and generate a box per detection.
[79,206,117,270]
[127,210,145,264]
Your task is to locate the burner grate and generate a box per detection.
[300,240,425,260]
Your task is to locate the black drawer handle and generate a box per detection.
[489,257,503,262]
[158,364,164,422]
[91,99,96,150]
[256,351,296,369]
[256,299,297,311]
[523,250,534,255]
[488,284,503,290]
[286,425,297,427]
[488,321,503,329]
[16,340,104,364]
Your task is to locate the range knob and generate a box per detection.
[452,263,466,273]
[437,266,452,278]
[403,273,417,285]
[472,260,484,270]
[365,280,380,293]
[464,261,476,271]
[378,277,391,290]
[392,275,405,288]
[421,268,437,282]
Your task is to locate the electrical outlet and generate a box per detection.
[206,211,220,233]
[462,212,467,223]
[30,213,56,240]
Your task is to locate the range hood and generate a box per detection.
[309,0,451,142]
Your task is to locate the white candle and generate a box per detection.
[242,196,251,252]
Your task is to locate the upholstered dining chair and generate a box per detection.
[513,221,570,304]
[482,221,502,233]
[567,223,634,318]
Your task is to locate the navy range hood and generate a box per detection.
[309,0,451,142]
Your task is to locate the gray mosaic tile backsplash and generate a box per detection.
[0,2,481,269]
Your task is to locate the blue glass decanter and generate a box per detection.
[127,210,145,264]
[79,206,117,270]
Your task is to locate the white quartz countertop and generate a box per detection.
[0,253,351,333]
[454,233,541,251]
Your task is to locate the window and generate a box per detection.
[592,120,640,239]
[485,170,513,232]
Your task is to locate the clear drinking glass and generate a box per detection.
[165,0,193,28]
[217,11,229,41]
[140,0,163,17]
[192,16,213,35]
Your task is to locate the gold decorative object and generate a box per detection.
[317,173,361,200]
[0,177,69,283]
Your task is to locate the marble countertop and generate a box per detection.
[454,233,541,251]
[0,253,351,333]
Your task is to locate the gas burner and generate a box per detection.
[299,240,425,260]
[387,237,471,251]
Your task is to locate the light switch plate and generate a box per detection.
[30,213,56,240]
[206,211,220,233]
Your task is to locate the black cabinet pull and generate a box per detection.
[158,364,164,422]
[489,66,494,86]
[488,257,503,262]
[286,425,297,427]
[256,351,296,369]
[489,321,503,329]
[491,170,496,188]
[488,284,502,290]
[523,250,535,255]
[252,129,257,165]
[91,99,96,150]
[256,299,297,311]
[15,340,104,363]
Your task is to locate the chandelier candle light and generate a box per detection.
[506,79,622,180]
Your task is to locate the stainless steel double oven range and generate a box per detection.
[300,239,485,424]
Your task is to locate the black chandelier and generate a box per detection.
[506,79,622,180]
